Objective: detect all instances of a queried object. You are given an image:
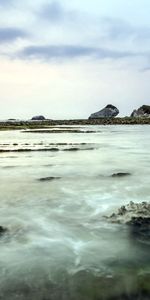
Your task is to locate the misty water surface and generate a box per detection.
[0,125,149,300]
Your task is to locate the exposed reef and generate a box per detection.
[0,117,150,131]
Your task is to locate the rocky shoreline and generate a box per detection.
[0,117,150,131]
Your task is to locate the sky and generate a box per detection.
[0,0,150,119]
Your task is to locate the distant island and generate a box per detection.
[0,104,150,130]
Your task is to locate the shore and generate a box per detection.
[0,117,150,130]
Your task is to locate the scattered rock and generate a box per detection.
[31,116,46,121]
[131,105,150,117]
[111,172,131,177]
[89,104,119,119]
[38,177,61,182]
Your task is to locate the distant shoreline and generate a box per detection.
[0,117,150,130]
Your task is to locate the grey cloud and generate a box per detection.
[101,17,150,41]
[101,17,133,39]
[0,0,13,6]
[40,1,64,22]
[0,27,27,43]
[19,44,136,61]
[39,1,77,23]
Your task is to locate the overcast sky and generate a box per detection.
[0,0,150,119]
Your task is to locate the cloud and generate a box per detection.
[39,1,77,23]
[19,44,136,61]
[0,0,12,6]
[0,27,27,43]
[101,17,150,42]
[101,17,133,40]
[40,1,64,22]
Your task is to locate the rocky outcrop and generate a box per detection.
[31,115,46,120]
[105,201,150,236]
[89,104,119,119]
[131,105,150,117]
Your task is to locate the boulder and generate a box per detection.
[31,115,46,121]
[131,105,150,117]
[89,104,119,119]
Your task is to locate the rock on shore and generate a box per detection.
[131,105,150,117]
[89,104,119,119]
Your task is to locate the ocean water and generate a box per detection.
[0,125,149,300]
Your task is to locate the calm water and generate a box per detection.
[0,125,149,300]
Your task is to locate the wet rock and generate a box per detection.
[89,104,119,119]
[38,177,61,182]
[131,105,150,117]
[111,172,131,177]
[0,226,7,236]
[31,115,46,121]
[105,201,150,236]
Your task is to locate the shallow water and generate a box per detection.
[0,125,149,300]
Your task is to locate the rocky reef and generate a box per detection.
[131,105,150,117]
[89,104,119,119]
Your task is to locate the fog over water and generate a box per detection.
[0,125,149,299]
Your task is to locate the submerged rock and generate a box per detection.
[131,105,150,117]
[89,104,119,119]
[111,172,131,177]
[38,176,61,182]
[105,202,150,237]
[0,226,7,236]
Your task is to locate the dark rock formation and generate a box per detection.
[31,115,46,120]
[89,104,119,119]
[0,226,7,236]
[131,105,150,117]
[105,201,150,237]
[111,172,131,177]
[38,176,61,182]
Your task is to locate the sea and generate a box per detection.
[0,125,149,300]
